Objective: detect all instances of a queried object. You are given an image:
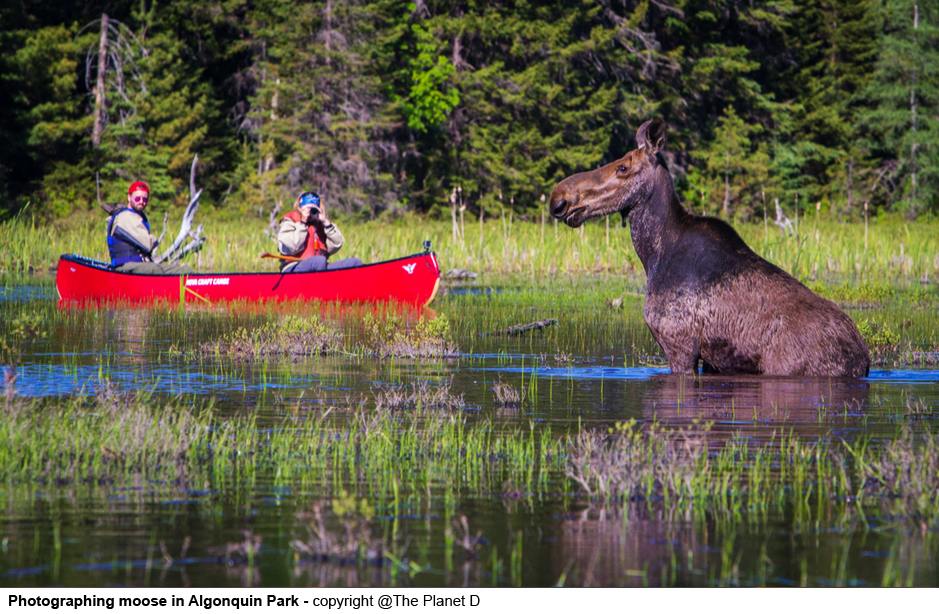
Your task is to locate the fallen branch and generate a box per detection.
[153,155,205,263]
[492,319,558,337]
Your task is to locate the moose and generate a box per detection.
[549,119,870,377]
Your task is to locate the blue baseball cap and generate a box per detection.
[299,192,320,207]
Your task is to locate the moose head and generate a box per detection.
[549,119,668,227]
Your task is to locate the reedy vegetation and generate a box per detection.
[2,212,938,288]
[2,388,938,533]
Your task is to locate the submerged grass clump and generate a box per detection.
[180,311,459,360]
[194,314,342,358]
[373,380,465,412]
[291,496,393,567]
[362,312,458,358]
[491,381,521,407]
[852,428,939,525]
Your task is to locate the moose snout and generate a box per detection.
[548,184,572,219]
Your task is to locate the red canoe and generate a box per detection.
[56,250,441,306]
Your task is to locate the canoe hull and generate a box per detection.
[55,252,441,306]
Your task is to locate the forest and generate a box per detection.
[1,0,937,220]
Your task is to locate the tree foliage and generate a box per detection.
[1,0,938,219]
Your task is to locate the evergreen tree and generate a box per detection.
[862,0,939,215]
[237,0,399,216]
[95,5,220,207]
[778,0,879,212]
[1,0,938,219]
[7,23,96,215]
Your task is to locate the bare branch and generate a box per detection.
[153,155,204,263]
[773,198,795,236]
[266,199,283,238]
[189,154,199,202]
[156,211,169,246]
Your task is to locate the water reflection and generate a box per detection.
[552,507,939,587]
[554,508,700,587]
[642,374,871,434]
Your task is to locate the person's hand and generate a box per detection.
[299,205,316,224]
[307,202,330,227]
[317,202,330,227]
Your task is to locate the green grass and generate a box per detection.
[2,209,938,288]
[4,388,938,531]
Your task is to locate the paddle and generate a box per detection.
[260,252,302,262]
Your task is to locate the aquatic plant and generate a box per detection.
[447,514,484,560]
[290,496,391,566]
[857,318,901,349]
[848,427,939,527]
[566,419,939,530]
[362,312,458,358]
[194,314,342,359]
[1,311,47,401]
[491,381,521,407]
[214,530,262,567]
[373,380,465,412]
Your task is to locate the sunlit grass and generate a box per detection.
[2,210,937,288]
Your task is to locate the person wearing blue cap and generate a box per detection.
[277,191,363,272]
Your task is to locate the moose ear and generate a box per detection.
[635,119,666,155]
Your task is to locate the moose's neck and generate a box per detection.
[628,169,688,276]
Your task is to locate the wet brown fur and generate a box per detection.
[549,119,870,377]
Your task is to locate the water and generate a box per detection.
[1,279,938,587]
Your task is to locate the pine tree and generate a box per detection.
[862,0,939,215]
[94,5,219,207]
[238,0,399,216]
[777,0,879,213]
[7,23,96,215]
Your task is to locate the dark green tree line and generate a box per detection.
[1,0,937,220]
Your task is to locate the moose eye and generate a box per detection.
[616,164,627,173]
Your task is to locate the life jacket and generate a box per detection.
[281,209,328,267]
[107,207,151,267]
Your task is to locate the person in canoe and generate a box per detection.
[277,191,362,272]
[106,181,192,274]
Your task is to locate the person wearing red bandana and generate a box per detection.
[106,181,192,274]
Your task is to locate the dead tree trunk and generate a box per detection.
[91,13,109,148]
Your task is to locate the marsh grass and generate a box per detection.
[567,419,939,530]
[290,496,393,567]
[188,314,343,359]
[491,382,522,407]
[362,311,459,358]
[4,385,938,532]
[373,380,465,412]
[3,212,937,287]
[0,387,214,484]
[177,311,458,361]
